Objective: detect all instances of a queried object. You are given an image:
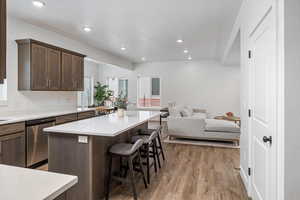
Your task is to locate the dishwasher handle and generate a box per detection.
[26,117,56,126]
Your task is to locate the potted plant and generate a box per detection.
[114,92,128,117]
[94,82,113,106]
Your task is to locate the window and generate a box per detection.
[107,77,128,97]
[119,79,128,97]
[151,78,160,96]
[78,77,94,107]
[137,77,161,108]
[0,79,7,105]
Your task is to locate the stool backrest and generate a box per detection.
[131,139,144,153]
[156,126,162,132]
[148,130,158,141]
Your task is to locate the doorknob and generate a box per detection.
[263,136,272,144]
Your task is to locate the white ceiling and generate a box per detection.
[8,0,242,63]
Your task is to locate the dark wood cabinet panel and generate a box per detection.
[62,53,84,91]
[54,192,67,200]
[0,132,26,167]
[0,0,6,83]
[47,48,61,90]
[16,39,85,91]
[72,55,84,91]
[61,52,74,90]
[31,44,48,90]
[77,111,95,120]
[0,122,25,137]
[56,113,78,125]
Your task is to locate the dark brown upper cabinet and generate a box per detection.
[61,52,84,91]
[16,39,85,91]
[0,0,6,84]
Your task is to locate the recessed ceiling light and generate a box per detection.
[141,57,146,61]
[176,39,184,43]
[32,1,45,8]
[121,47,126,51]
[188,55,192,60]
[184,49,189,54]
[83,27,92,32]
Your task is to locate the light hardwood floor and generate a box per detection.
[109,143,248,200]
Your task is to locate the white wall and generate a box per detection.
[101,60,240,116]
[284,0,300,199]
[0,17,130,115]
[84,59,102,84]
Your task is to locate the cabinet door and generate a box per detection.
[72,55,84,91]
[0,0,6,83]
[61,52,74,90]
[0,132,26,167]
[31,44,48,90]
[47,48,61,90]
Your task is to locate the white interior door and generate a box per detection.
[249,7,276,200]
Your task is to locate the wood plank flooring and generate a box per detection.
[109,144,248,200]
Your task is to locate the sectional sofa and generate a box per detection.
[166,106,241,145]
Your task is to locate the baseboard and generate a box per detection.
[164,137,240,149]
[240,166,251,197]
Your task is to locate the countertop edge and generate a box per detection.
[46,176,78,200]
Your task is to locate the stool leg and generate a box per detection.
[146,143,150,184]
[120,157,124,177]
[124,159,129,178]
[138,150,148,189]
[152,143,158,173]
[105,155,113,200]
[129,156,138,200]
[157,134,166,161]
[154,140,161,169]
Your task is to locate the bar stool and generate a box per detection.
[132,130,160,184]
[106,139,147,200]
[138,126,166,165]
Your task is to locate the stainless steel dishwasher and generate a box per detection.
[26,117,56,168]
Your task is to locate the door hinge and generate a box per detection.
[248,168,251,176]
[248,109,251,118]
[248,50,252,59]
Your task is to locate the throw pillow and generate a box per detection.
[180,108,192,117]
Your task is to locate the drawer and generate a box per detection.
[56,113,78,125]
[77,111,95,120]
[0,122,25,136]
[0,132,26,167]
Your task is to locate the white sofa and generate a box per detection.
[167,106,240,144]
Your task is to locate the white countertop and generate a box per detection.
[0,108,96,125]
[0,164,78,200]
[44,111,160,137]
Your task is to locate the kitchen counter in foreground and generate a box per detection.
[0,164,77,200]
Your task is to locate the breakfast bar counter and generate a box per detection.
[44,111,160,200]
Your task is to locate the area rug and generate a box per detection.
[163,137,240,149]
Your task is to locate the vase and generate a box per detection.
[117,108,125,117]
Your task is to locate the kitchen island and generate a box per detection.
[44,111,160,200]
